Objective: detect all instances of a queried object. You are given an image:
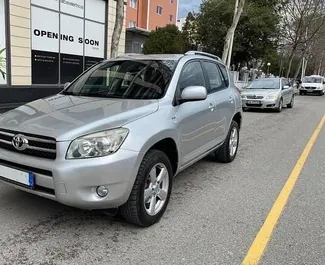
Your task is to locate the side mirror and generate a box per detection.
[180,86,207,102]
[283,85,290,90]
[64,82,71,89]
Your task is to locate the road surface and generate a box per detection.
[0,95,324,265]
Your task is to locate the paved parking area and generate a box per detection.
[0,95,324,265]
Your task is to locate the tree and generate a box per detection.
[221,0,245,64]
[111,0,125,58]
[193,0,279,68]
[280,0,325,77]
[182,12,200,50]
[143,25,187,54]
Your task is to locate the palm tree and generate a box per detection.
[0,48,6,80]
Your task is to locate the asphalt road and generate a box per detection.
[0,95,324,265]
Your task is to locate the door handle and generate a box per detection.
[229,96,234,103]
[208,103,215,111]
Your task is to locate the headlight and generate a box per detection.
[66,128,129,159]
[265,93,278,99]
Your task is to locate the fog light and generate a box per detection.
[96,186,108,197]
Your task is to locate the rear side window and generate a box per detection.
[202,61,226,93]
[178,61,206,91]
[218,64,229,87]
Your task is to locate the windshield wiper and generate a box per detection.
[61,91,77,96]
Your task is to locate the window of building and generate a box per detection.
[0,0,7,85]
[130,0,137,9]
[157,6,163,15]
[169,15,173,22]
[170,0,174,3]
[129,20,136,28]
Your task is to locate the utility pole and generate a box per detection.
[226,0,239,68]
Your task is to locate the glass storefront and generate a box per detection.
[30,0,106,85]
[0,0,7,85]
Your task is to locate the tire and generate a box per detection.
[287,95,294,108]
[215,120,239,163]
[276,98,283,112]
[120,150,173,227]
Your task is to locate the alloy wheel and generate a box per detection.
[229,127,239,157]
[144,163,170,216]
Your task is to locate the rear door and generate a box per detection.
[202,61,233,144]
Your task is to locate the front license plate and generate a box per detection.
[247,100,261,104]
[307,89,314,92]
[0,165,35,188]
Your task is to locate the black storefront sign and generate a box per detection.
[32,50,59,84]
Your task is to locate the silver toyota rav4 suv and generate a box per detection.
[0,51,242,226]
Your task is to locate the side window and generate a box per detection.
[218,64,229,87]
[202,61,225,93]
[178,61,206,91]
[282,79,288,88]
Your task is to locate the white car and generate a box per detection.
[299,75,325,96]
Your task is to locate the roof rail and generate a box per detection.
[185,51,222,61]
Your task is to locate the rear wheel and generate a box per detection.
[120,150,172,227]
[287,95,294,108]
[215,120,239,163]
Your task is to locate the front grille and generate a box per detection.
[246,104,263,107]
[304,87,316,89]
[246,95,264,99]
[0,129,57,159]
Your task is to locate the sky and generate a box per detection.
[178,0,201,18]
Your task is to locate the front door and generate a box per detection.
[175,61,218,167]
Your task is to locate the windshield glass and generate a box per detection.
[246,79,280,89]
[302,77,322,83]
[62,60,177,99]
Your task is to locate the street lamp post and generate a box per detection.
[267,62,271,76]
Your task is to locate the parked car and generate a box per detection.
[299,75,325,96]
[241,78,294,112]
[0,51,242,227]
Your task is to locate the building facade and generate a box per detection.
[125,0,178,54]
[0,0,126,110]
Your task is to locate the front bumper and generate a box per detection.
[242,98,279,109]
[299,87,324,93]
[0,142,142,209]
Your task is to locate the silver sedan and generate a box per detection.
[241,78,294,112]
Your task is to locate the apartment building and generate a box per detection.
[0,0,126,109]
[125,0,178,54]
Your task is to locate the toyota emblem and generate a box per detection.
[12,134,28,151]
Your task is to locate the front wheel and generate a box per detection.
[215,120,239,163]
[287,96,294,108]
[276,98,283,112]
[120,150,172,227]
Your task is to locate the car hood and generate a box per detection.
[302,83,322,87]
[0,94,159,141]
[242,89,279,96]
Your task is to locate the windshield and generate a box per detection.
[61,60,177,99]
[302,77,322,83]
[246,79,280,89]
